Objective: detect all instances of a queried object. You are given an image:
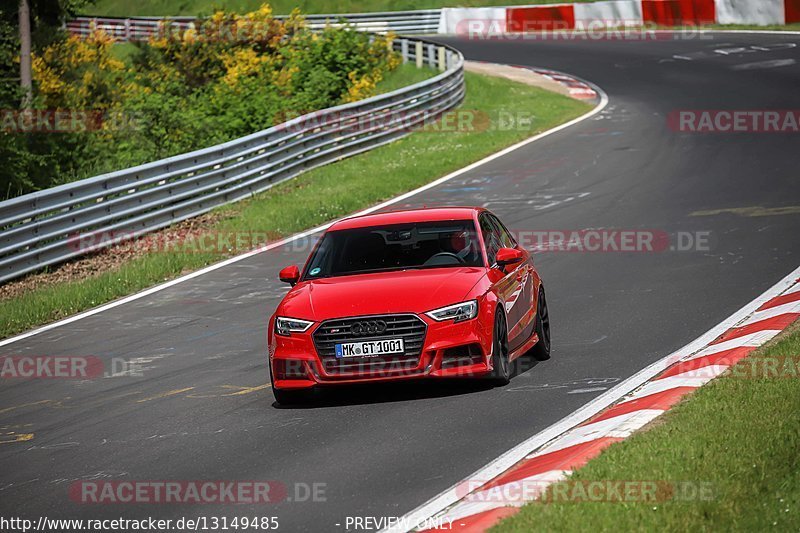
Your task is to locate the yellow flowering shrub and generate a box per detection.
[221,48,270,86]
[32,29,125,109]
[344,71,380,103]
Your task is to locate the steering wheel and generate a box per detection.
[423,252,465,266]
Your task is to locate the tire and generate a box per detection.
[532,286,551,361]
[272,387,312,405]
[269,360,312,405]
[489,311,511,385]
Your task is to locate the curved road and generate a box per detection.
[1,33,799,531]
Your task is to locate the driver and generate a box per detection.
[440,230,474,262]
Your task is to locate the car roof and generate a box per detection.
[329,207,486,231]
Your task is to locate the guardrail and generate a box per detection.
[0,37,464,284]
[66,9,442,40]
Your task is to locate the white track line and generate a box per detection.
[685,330,782,360]
[0,75,609,348]
[619,375,715,402]
[537,409,664,455]
[383,264,800,533]
[742,301,800,324]
[785,283,800,296]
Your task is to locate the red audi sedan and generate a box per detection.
[267,207,550,404]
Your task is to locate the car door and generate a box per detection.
[480,213,525,349]
[489,214,536,352]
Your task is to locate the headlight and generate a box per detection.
[425,300,478,323]
[275,316,314,336]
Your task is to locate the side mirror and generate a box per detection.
[496,247,524,269]
[279,265,300,286]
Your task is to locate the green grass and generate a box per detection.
[85,0,593,18]
[0,71,590,339]
[648,23,800,32]
[692,23,800,32]
[375,63,436,94]
[109,42,138,64]
[494,324,800,532]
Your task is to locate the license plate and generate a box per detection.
[335,338,404,358]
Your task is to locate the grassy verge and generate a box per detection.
[494,322,800,532]
[0,71,591,339]
[680,23,800,32]
[375,63,436,94]
[87,0,594,18]
[644,23,800,32]
[109,42,139,63]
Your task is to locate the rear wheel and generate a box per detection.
[489,311,511,385]
[532,286,551,361]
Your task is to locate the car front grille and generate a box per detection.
[312,314,427,376]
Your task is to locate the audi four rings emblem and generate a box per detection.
[350,320,387,336]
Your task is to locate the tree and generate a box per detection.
[19,0,32,107]
[2,0,91,108]
[0,0,92,198]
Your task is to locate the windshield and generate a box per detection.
[303,220,483,280]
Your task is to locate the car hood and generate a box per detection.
[278,267,487,321]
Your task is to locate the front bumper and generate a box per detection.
[269,312,495,390]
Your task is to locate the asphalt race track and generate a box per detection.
[2,33,799,531]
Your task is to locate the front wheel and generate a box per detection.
[488,311,511,385]
[269,360,313,405]
[272,387,312,406]
[531,286,551,361]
